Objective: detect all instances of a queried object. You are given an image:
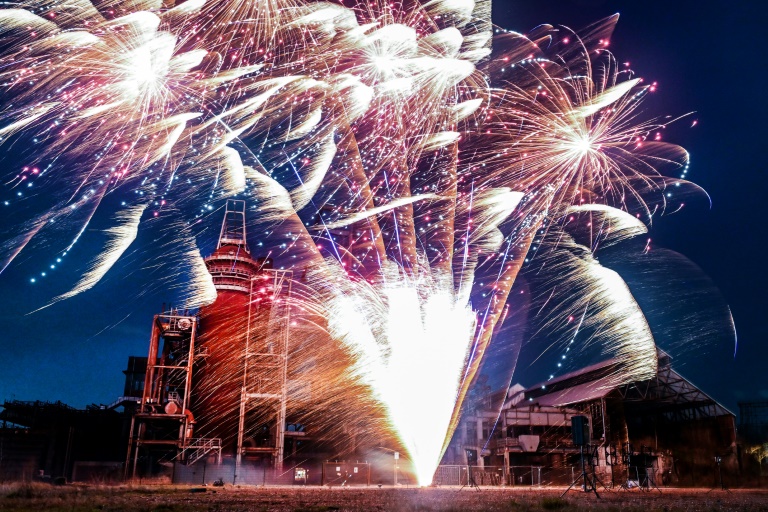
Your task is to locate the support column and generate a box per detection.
[476,418,484,468]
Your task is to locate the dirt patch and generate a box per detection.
[1,483,767,512]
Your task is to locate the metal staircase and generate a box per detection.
[176,438,222,466]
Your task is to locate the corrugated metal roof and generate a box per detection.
[530,379,614,407]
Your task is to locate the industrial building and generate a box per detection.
[739,401,768,446]
[0,400,126,482]
[123,200,298,482]
[122,200,383,485]
[442,349,738,487]
[1,344,746,487]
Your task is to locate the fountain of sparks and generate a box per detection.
[316,262,476,486]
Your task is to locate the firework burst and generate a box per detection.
[0,0,708,485]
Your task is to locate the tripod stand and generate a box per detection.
[459,466,481,491]
[624,462,663,493]
[706,457,732,494]
[561,444,602,499]
[638,463,662,493]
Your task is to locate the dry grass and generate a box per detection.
[0,483,767,512]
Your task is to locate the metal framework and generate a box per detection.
[738,401,768,444]
[218,199,249,251]
[617,363,732,422]
[236,269,293,472]
[124,311,222,479]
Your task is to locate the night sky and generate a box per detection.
[491,0,768,415]
[0,0,765,416]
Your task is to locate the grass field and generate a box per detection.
[1,483,767,512]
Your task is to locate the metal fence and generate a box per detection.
[433,465,584,487]
[433,465,542,486]
[164,461,752,488]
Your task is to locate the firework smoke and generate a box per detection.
[0,0,714,485]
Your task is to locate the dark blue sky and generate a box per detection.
[1,0,765,414]
[495,0,767,411]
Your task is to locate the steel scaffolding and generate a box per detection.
[124,312,222,480]
[236,269,292,472]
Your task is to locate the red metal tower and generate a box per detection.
[193,200,291,471]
